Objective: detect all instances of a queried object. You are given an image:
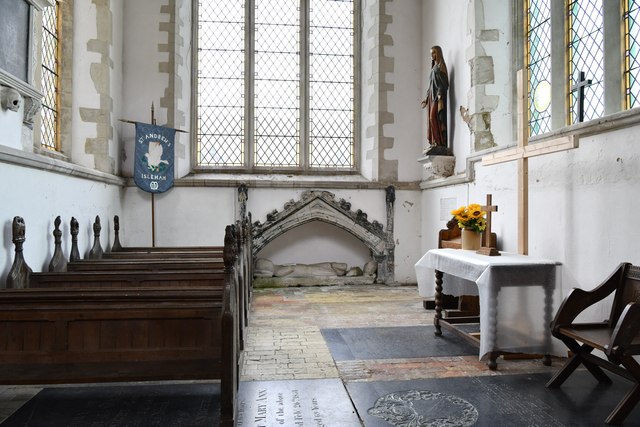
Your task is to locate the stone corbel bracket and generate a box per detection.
[0,70,43,127]
[252,190,394,284]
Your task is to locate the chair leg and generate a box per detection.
[582,359,613,384]
[605,383,640,425]
[561,339,611,384]
[547,353,582,388]
[605,356,640,424]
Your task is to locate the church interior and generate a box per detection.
[2,0,640,425]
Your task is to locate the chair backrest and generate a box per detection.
[610,264,640,327]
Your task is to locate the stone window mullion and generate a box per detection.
[603,0,622,115]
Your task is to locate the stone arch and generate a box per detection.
[251,190,394,283]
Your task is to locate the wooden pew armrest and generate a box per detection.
[608,302,640,358]
[551,263,630,333]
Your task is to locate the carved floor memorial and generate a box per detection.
[236,379,360,427]
[347,372,640,426]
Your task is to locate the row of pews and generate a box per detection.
[1,214,253,427]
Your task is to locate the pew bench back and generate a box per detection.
[67,258,224,272]
[28,270,226,288]
[0,286,227,384]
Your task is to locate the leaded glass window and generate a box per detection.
[41,1,59,151]
[527,0,552,137]
[568,0,604,123]
[254,0,300,167]
[624,0,640,109]
[196,0,357,171]
[197,0,245,166]
[309,0,354,168]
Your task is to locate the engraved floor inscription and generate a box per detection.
[237,379,359,427]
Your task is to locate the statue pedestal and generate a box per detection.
[418,154,455,180]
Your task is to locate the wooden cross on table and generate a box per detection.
[477,194,499,256]
[481,69,579,255]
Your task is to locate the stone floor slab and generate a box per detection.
[236,379,360,427]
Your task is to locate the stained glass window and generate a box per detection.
[527,0,552,136]
[624,0,640,109]
[568,0,604,123]
[41,1,59,151]
[196,0,356,170]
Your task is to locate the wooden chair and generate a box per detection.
[546,262,640,425]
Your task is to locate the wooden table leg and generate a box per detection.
[434,269,443,336]
[543,354,552,366]
[488,352,499,370]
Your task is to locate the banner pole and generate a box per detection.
[151,103,156,247]
[122,103,181,249]
[151,193,156,247]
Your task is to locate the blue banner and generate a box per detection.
[134,122,175,193]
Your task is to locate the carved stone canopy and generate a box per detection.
[252,190,394,283]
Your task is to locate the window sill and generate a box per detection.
[419,107,640,190]
[0,144,125,186]
[529,107,640,144]
[171,172,419,190]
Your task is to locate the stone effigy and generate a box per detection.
[253,258,377,288]
[255,258,347,278]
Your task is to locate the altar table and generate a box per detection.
[415,249,565,369]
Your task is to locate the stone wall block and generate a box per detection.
[95,156,115,174]
[470,56,494,86]
[469,112,491,133]
[474,131,495,151]
[79,107,106,123]
[85,137,109,155]
[480,29,499,42]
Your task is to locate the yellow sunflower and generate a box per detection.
[450,206,465,216]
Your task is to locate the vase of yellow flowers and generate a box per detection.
[451,204,487,250]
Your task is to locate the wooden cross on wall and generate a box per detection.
[481,69,579,255]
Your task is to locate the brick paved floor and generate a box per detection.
[241,284,561,382]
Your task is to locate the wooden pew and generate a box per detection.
[67,258,225,272]
[104,250,222,259]
[28,269,226,288]
[104,215,252,342]
[2,217,241,426]
[0,287,228,383]
[75,214,249,380]
[63,215,248,334]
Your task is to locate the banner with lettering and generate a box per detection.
[134,122,175,193]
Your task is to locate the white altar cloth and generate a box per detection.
[415,249,565,360]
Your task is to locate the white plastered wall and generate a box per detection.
[385,0,423,182]
[421,0,469,167]
[0,163,123,283]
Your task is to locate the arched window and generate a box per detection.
[195,0,358,172]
